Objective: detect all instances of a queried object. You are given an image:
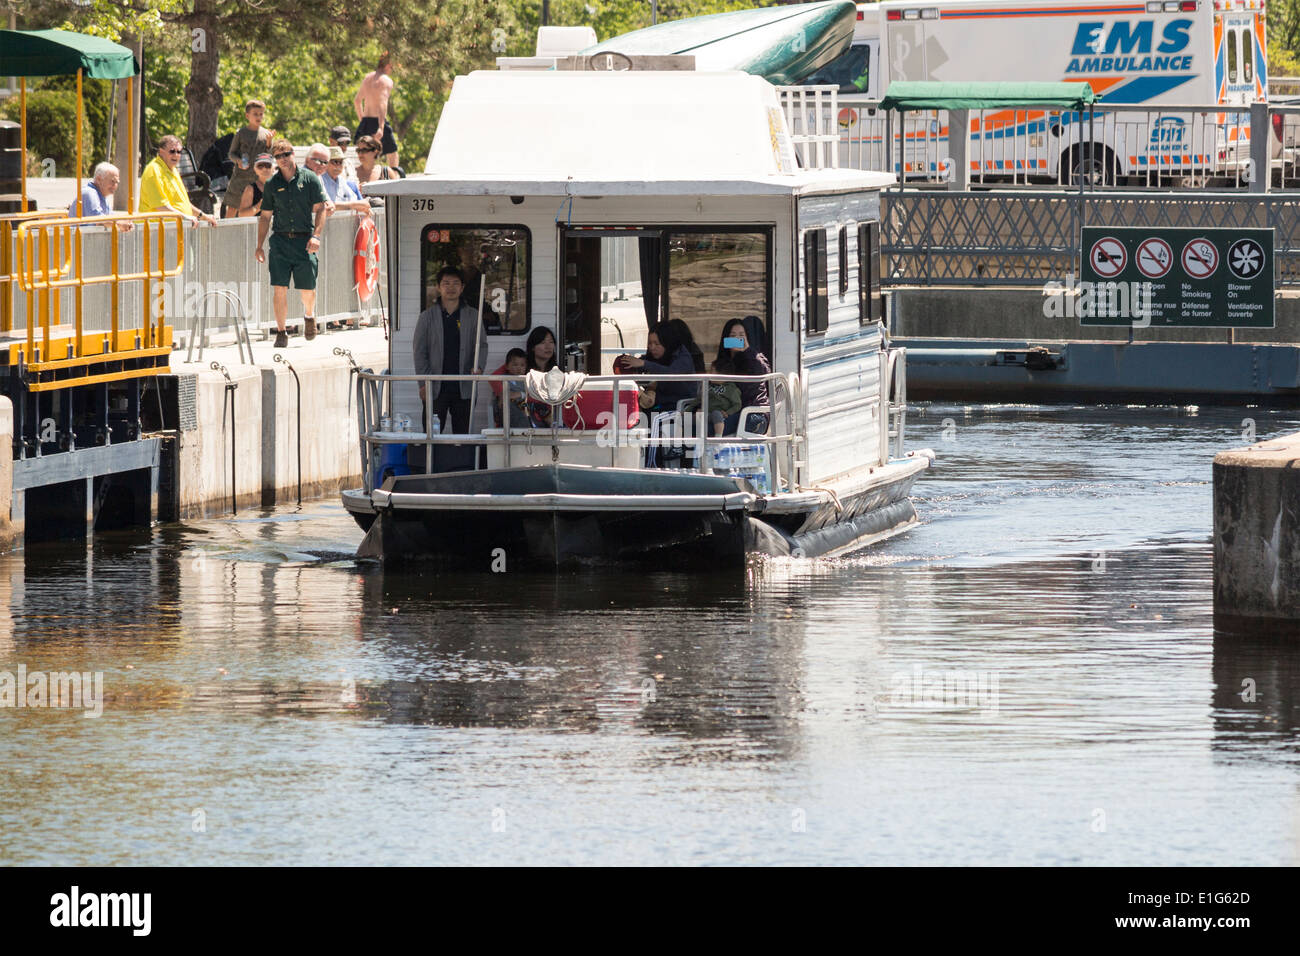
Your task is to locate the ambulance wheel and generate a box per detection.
[1067,145,1115,186]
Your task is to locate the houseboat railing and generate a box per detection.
[353,369,806,496]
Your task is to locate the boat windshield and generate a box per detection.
[421,224,531,332]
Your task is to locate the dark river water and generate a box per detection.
[3,404,1300,865]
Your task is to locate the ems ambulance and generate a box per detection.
[806,0,1270,183]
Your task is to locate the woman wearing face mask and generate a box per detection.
[713,317,771,435]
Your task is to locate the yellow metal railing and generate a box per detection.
[1,211,67,335]
[11,212,184,390]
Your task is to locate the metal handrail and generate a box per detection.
[1,210,65,334]
[13,212,185,366]
[355,369,800,496]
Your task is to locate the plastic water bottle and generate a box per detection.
[430,414,441,436]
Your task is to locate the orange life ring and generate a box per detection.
[353,218,380,301]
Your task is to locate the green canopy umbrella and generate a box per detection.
[878,81,1102,192]
[0,28,141,214]
[880,81,1099,113]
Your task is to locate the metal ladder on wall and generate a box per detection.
[186,288,255,365]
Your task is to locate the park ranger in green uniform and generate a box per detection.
[255,137,328,348]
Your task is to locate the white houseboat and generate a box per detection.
[343,68,932,567]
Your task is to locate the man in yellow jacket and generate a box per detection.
[139,135,216,223]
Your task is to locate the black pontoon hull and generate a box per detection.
[345,462,925,568]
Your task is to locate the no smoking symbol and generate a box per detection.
[1181,239,1218,279]
[1227,238,1266,280]
[1090,237,1126,278]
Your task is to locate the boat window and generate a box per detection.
[1242,30,1253,85]
[1227,30,1238,85]
[838,226,849,296]
[858,221,881,326]
[804,228,828,334]
[799,43,871,94]
[421,224,530,333]
[664,229,771,358]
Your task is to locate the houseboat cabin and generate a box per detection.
[347,69,931,566]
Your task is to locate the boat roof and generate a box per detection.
[371,70,894,198]
[366,168,893,198]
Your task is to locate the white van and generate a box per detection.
[801,0,1272,184]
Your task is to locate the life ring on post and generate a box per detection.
[353,217,380,301]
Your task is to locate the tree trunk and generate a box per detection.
[184,0,222,162]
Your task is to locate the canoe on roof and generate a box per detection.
[580,1,857,85]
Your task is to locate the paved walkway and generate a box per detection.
[170,324,389,372]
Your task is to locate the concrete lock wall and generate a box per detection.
[1214,431,1300,630]
[891,289,1300,344]
[168,339,389,518]
[174,363,266,516]
[259,345,388,505]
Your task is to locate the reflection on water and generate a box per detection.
[2,405,1300,864]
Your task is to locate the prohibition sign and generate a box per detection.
[1090,237,1127,278]
[1135,237,1173,278]
[1181,238,1218,279]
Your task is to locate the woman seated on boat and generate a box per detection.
[713,317,771,435]
[669,318,706,374]
[525,326,558,426]
[490,347,531,428]
[617,321,697,412]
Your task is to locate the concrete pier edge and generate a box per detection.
[1213,430,1300,634]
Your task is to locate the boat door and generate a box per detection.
[559,227,662,373]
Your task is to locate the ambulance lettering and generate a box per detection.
[1065,19,1194,73]
[1148,116,1186,153]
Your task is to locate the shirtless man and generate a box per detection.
[353,54,398,167]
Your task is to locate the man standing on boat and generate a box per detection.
[413,267,488,459]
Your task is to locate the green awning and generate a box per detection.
[880,81,1098,112]
[0,28,139,79]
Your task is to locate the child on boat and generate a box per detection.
[705,363,742,436]
[491,348,530,428]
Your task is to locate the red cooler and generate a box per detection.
[562,383,640,430]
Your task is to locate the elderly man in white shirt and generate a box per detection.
[307,143,370,217]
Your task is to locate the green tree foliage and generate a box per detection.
[1271,0,1300,78]
[0,90,97,175]
[6,0,780,169]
